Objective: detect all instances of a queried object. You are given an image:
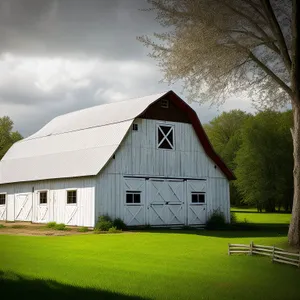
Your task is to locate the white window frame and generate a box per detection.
[0,193,6,206]
[125,191,142,206]
[191,192,206,205]
[156,124,175,150]
[66,189,78,205]
[160,98,169,108]
[37,190,49,206]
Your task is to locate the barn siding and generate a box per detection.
[0,177,95,226]
[95,118,230,224]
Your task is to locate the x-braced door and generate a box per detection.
[147,179,185,226]
[124,178,145,226]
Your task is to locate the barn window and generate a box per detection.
[0,194,6,205]
[158,125,174,150]
[67,190,77,204]
[126,191,141,204]
[39,191,47,204]
[160,99,169,108]
[191,193,205,204]
[132,123,138,131]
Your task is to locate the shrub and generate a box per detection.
[206,210,226,230]
[230,212,237,224]
[95,215,113,231]
[0,224,5,229]
[108,226,122,233]
[54,223,66,231]
[113,218,127,230]
[78,226,89,232]
[46,222,57,228]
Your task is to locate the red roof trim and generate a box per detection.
[166,91,236,180]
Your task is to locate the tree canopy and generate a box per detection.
[0,116,22,160]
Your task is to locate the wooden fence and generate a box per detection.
[228,242,300,268]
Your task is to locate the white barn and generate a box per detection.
[0,91,235,227]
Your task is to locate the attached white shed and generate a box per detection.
[0,91,235,227]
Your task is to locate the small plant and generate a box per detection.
[95,215,113,231]
[108,226,122,233]
[78,226,89,232]
[113,218,127,230]
[206,210,226,230]
[11,225,26,229]
[46,222,57,228]
[230,212,237,224]
[0,224,5,229]
[54,223,66,231]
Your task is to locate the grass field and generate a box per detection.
[231,207,291,224]
[1,228,300,300]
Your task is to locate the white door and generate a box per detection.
[187,180,207,225]
[0,200,6,221]
[148,179,185,226]
[15,193,32,221]
[124,178,145,226]
[35,191,50,223]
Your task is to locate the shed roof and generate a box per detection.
[0,91,235,184]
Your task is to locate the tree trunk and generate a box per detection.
[288,0,300,247]
[288,106,300,247]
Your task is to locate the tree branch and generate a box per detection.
[249,52,292,97]
[261,0,292,71]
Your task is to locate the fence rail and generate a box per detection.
[228,242,300,268]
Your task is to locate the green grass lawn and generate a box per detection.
[1,229,300,300]
[231,207,291,224]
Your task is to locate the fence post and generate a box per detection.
[272,246,275,263]
[249,241,253,255]
[228,243,231,256]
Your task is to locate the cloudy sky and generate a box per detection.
[0,0,254,137]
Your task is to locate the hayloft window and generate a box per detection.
[67,190,77,204]
[160,99,169,108]
[126,191,141,204]
[132,123,138,131]
[191,193,205,204]
[39,191,47,204]
[0,194,6,205]
[158,125,174,150]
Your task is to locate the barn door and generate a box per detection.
[124,178,145,226]
[35,191,50,223]
[147,179,185,226]
[15,193,32,221]
[0,194,6,221]
[187,180,207,225]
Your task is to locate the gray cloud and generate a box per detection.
[0,0,156,59]
[0,0,254,138]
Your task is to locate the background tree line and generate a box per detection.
[0,116,22,160]
[204,109,293,212]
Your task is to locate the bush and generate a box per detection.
[206,210,226,230]
[108,226,122,233]
[113,218,127,230]
[0,224,5,229]
[77,226,89,232]
[46,222,57,228]
[230,212,237,224]
[95,215,113,231]
[54,223,66,231]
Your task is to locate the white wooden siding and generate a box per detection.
[0,177,95,227]
[95,118,230,225]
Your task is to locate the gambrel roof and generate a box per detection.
[0,91,235,184]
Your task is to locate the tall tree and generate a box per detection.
[235,110,293,212]
[204,110,251,206]
[139,0,300,246]
[0,116,22,160]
